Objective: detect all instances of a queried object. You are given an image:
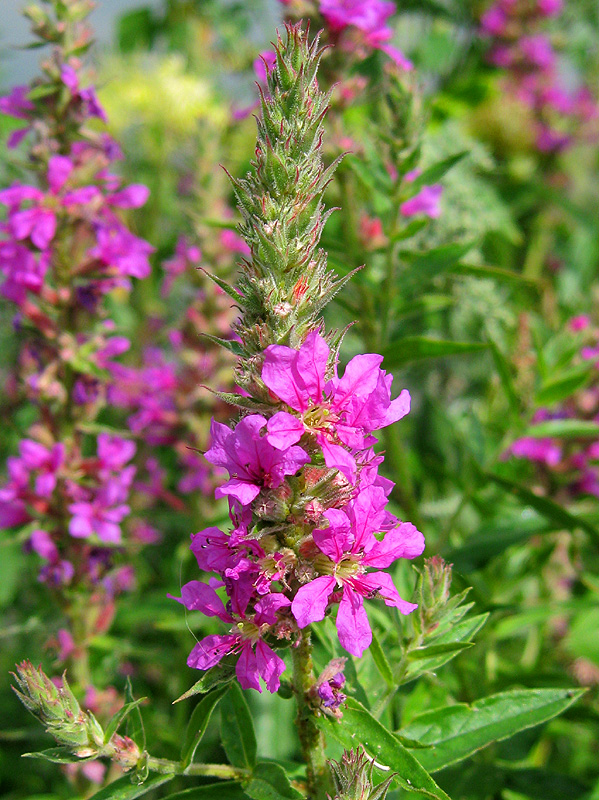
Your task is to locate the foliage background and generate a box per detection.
[1,1,599,799]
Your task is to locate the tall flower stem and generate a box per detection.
[291,631,331,799]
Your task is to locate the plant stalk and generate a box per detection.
[291,630,331,800]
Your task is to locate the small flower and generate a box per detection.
[400,184,443,219]
[169,581,291,692]
[204,414,310,505]
[262,331,410,483]
[292,485,424,656]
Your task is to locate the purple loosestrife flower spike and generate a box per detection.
[174,24,424,798]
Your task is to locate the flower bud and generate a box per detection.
[328,747,395,800]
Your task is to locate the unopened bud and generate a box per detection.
[328,747,395,800]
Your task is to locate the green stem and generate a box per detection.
[146,756,249,780]
[291,631,331,800]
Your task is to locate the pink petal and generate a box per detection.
[172,580,231,622]
[253,592,292,626]
[236,641,262,692]
[47,155,73,193]
[365,522,425,567]
[334,353,383,407]
[296,331,329,404]
[266,411,304,450]
[187,634,234,670]
[291,575,336,628]
[360,572,418,614]
[255,639,286,693]
[336,587,372,657]
[383,388,411,425]
[262,345,308,412]
[319,437,356,484]
[215,478,261,505]
[313,509,353,562]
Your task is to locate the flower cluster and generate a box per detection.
[1,433,138,591]
[0,0,156,672]
[480,0,598,152]
[170,26,425,698]
[173,330,424,692]
[279,0,412,70]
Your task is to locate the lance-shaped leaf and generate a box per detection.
[402,613,488,683]
[220,683,257,770]
[381,337,488,369]
[86,775,175,800]
[396,242,473,296]
[400,688,586,773]
[484,471,599,545]
[244,761,303,800]
[161,784,248,800]
[180,685,229,769]
[104,697,147,744]
[173,656,237,703]
[317,698,451,799]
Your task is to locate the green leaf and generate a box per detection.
[200,333,244,356]
[409,151,468,189]
[523,419,599,439]
[536,367,591,406]
[488,339,520,415]
[221,683,257,770]
[447,516,553,571]
[244,762,303,800]
[407,642,473,660]
[161,784,247,800]
[484,471,599,544]
[317,698,451,799]
[403,614,489,682]
[381,337,488,369]
[104,697,147,744]
[180,686,229,769]
[453,262,540,292]
[400,688,586,774]
[370,631,394,688]
[23,747,93,764]
[27,84,59,101]
[173,657,236,702]
[396,242,473,296]
[86,775,174,800]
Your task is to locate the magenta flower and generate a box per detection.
[97,433,136,473]
[19,439,65,498]
[170,581,290,692]
[537,0,562,17]
[520,35,555,71]
[0,156,73,250]
[88,222,154,280]
[262,330,410,483]
[481,6,507,36]
[220,228,251,256]
[162,236,202,296]
[507,436,562,467]
[68,494,129,543]
[0,240,48,303]
[319,0,395,37]
[204,414,310,505]
[0,85,34,147]
[291,486,424,656]
[400,184,443,219]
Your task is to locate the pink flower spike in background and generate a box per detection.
[400,184,443,219]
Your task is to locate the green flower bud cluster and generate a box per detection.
[228,24,353,393]
[328,747,394,800]
[12,661,141,770]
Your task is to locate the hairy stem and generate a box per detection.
[291,631,331,800]
[146,756,249,780]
